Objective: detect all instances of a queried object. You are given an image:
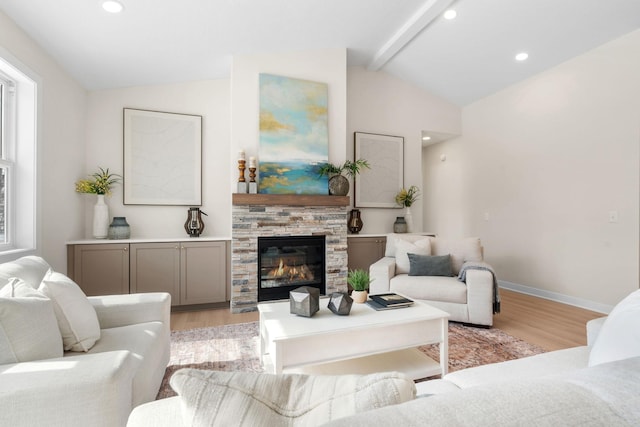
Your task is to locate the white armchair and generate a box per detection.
[369,234,497,326]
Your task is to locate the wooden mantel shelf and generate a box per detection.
[232,193,350,207]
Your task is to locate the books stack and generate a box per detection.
[366,293,414,311]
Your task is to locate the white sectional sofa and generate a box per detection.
[128,289,640,426]
[0,256,171,427]
[370,234,496,326]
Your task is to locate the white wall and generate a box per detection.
[84,80,231,239]
[0,10,87,272]
[424,30,640,310]
[348,66,461,234]
[230,48,347,187]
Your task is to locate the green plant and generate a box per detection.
[75,167,122,195]
[347,269,372,291]
[317,159,370,179]
[395,185,420,207]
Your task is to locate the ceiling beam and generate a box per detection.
[367,0,456,71]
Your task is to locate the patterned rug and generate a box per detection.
[157,321,545,399]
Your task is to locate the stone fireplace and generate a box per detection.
[231,194,349,313]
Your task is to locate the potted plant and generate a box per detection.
[75,167,122,239]
[348,268,372,303]
[395,185,420,233]
[317,159,370,196]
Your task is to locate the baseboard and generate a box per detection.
[498,280,613,315]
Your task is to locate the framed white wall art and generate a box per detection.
[354,132,404,208]
[123,108,202,205]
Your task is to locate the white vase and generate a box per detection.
[405,206,414,233]
[93,194,109,239]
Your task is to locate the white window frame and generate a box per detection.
[0,49,39,261]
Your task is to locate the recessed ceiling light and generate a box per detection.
[102,0,124,13]
[422,136,432,141]
[443,9,457,20]
[515,52,529,61]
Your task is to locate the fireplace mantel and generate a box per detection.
[232,194,349,207]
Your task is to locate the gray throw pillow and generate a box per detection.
[408,253,453,277]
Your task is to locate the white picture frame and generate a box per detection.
[123,108,202,205]
[354,132,404,208]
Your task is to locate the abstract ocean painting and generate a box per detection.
[258,74,329,194]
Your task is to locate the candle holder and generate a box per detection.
[249,167,257,194]
[237,159,247,193]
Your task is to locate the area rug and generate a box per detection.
[157,321,545,399]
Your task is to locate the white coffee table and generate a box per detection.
[258,298,449,380]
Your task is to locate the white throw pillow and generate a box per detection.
[170,369,415,427]
[39,270,101,352]
[385,234,432,257]
[589,289,640,367]
[431,237,483,274]
[0,285,63,364]
[395,238,431,274]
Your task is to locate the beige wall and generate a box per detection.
[424,30,640,311]
[348,66,461,234]
[84,80,231,239]
[0,10,87,272]
[231,48,348,193]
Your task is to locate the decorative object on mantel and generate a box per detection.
[348,209,363,234]
[108,217,130,240]
[248,156,258,194]
[289,286,320,317]
[393,216,408,233]
[75,167,121,239]
[318,159,370,196]
[347,269,371,304]
[184,207,207,238]
[237,150,248,193]
[327,292,353,315]
[396,185,420,233]
[258,74,329,195]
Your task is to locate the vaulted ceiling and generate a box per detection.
[1,0,639,106]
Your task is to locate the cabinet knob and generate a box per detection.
[123,247,128,251]
[175,246,179,250]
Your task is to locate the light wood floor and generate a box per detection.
[170,289,604,351]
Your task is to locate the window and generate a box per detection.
[0,51,38,259]
[0,74,14,247]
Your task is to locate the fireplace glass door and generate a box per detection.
[258,235,326,301]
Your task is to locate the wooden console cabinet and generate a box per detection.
[347,235,387,271]
[67,239,229,306]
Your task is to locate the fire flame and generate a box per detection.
[269,258,314,281]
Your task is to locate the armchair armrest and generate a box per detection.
[0,351,136,427]
[464,269,495,326]
[369,257,396,295]
[586,316,607,347]
[89,292,171,330]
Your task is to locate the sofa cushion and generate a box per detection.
[86,321,167,406]
[0,281,63,364]
[385,233,432,257]
[390,275,467,304]
[408,254,453,277]
[431,237,482,274]
[39,270,101,352]
[0,256,51,289]
[170,369,415,426]
[589,289,640,367]
[395,238,431,274]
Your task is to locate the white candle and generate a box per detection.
[238,150,245,160]
[249,157,256,168]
